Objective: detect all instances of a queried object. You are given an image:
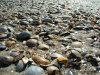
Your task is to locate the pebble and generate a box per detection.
[47,66,59,75]
[16,60,26,72]
[0,42,6,51]
[0,1,100,75]
[0,56,14,66]
[20,20,29,25]
[16,32,31,41]
[71,41,83,48]
[25,65,44,75]
[38,44,49,50]
[26,39,38,47]
[48,7,60,14]
[93,42,100,48]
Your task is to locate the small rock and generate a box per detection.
[16,32,31,41]
[47,66,59,75]
[71,42,83,48]
[25,65,44,75]
[26,39,38,47]
[0,42,6,51]
[38,44,49,50]
[16,60,26,72]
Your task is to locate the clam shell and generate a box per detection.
[26,50,34,56]
[16,32,31,41]
[57,57,68,65]
[32,56,50,65]
[50,53,64,59]
[38,44,49,50]
[5,41,15,47]
[0,45,6,51]
[0,34,8,39]
[26,39,38,47]
[14,53,24,62]
[25,65,44,75]
[0,56,14,66]
[50,59,61,68]
[0,42,6,51]
[16,60,26,72]
[10,51,20,57]
[71,50,82,59]
[47,66,59,75]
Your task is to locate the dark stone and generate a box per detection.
[16,32,31,41]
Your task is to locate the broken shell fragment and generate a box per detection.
[22,57,29,64]
[26,50,34,56]
[57,57,68,65]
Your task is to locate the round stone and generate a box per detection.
[25,65,44,75]
[16,32,31,41]
[26,39,38,47]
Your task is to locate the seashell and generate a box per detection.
[16,60,26,72]
[20,20,29,25]
[71,50,82,59]
[47,66,59,75]
[50,53,64,59]
[31,34,39,40]
[57,57,68,65]
[22,57,29,64]
[48,8,60,14]
[16,32,31,41]
[32,20,41,25]
[14,53,24,62]
[73,26,83,30]
[38,44,49,50]
[32,56,50,65]
[0,45,6,51]
[95,51,100,57]
[25,65,44,75]
[42,18,53,24]
[50,70,62,75]
[5,41,15,47]
[10,51,20,57]
[26,50,34,56]
[93,42,100,48]
[0,34,8,39]
[65,69,76,75]
[71,42,83,48]
[0,56,14,66]
[26,39,38,47]
[50,59,61,68]
[0,42,6,51]
[0,27,7,33]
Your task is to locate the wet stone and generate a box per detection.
[25,65,44,75]
[16,32,31,41]
[38,44,49,50]
[26,39,38,47]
